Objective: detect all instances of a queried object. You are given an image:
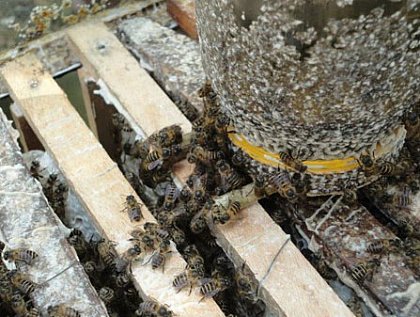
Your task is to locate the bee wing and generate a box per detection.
[147,160,163,171]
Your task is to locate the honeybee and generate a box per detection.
[30,160,44,180]
[342,189,358,208]
[350,259,381,284]
[3,248,38,265]
[180,186,192,202]
[268,171,297,201]
[198,80,215,99]
[47,304,81,317]
[392,185,412,208]
[212,201,242,225]
[231,151,247,168]
[199,275,231,301]
[97,239,118,270]
[366,239,400,254]
[83,261,100,279]
[143,222,171,241]
[0,278,14,302]
[24,308,41,317]
[151,239,172,271]
[115,271,131,288]
[278,151,307,173]
[67,229,89,261]
[7,270,37,295]
[190,201,212,234]
[135,298,173,317]
[357,153,396,176]
[158,205,187,228]
[234,263,258,302]
[122,195,144,222]
[158,125,183,147]
[99,287,115,305]
[172,266,203,294]
[187,145,224,164]
[178,101,199,122]
[163,183,180,211]
[184,244,205,272]
[115,244,142,273]
[161,144,184,161]
[143,148,164,171]
[215,160,245,194]
[253,174,267,198]
[169,225,187,249]
[11,292,28,315]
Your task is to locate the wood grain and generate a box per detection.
[66,22,192,137]
[0,54,224,317]
[167,0,198,40]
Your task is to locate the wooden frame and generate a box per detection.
[66,21,354,317]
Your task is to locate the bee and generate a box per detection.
[163,183,180,211]
[234,263,258,302]
[172,267,203,294]
[278,151,307,173]
[0,278,14,302]
[215,160,245,194]
[169,225,187,249]
[199,275,231,301]
[198,80,215,99]
[366,239,400,254]
[357,153,396,176]
[158,125,183,147]
[11,292,28,315]
[190,201,212,234]
[97,239,118,270]
[47,304,81,317]
[253,174,267,197]
[115,244,142,273]
[268,171,297,201]
[144,222,171,241]
[99,287,115,305]
[151,239,172,271]
[180,186,192,202]
[136,298,173,317]
[30,160,44,180]
[187,145,224,164]
[67,229,89,260]
[3,248,38,265]
[184,245,205,276]
[177,100,199,122]
[83,261,100,279]
[212,201,242,225]
[161,144,184,161]
[350,259,381,284]
[7,270,37,295]
[142,147,164,171]
[158,205,187,227]
[392,185,412,208]
[231,151,247,168]
[122,195,144,222]
[342,189,358,208]
[115,271,131,288]
[24,308,41,317]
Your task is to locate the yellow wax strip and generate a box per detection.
[228,132,359,175]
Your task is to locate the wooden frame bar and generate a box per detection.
[0,53,224,317]
[66,21,354,317]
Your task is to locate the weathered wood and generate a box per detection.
[77,68,99,138]
[10,103,44,152]
[293,197,420,317]
[66,19,354,317]
[67,22,192,137]
[118,17,204,115]
[167,0,198,39]
[0,108,108,317]
[173,161,355,317]
[0,53,224,317]
[0,0,163,98]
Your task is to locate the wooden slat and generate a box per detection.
[65,20,354,317]
[0,107,108,317]
[66,22,192,137]
[0,54,224,317]
[167,0,198,39]
[118,17,204,114]
[77,67,99,138]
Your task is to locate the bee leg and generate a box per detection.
[198,295,206,303]
[188,284,193,296]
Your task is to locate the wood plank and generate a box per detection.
[173,161,355,317]
[0,107,108,317]
[167,0,198,39]
[67,22,192,136]
[0,54,224,317]
[10,103,44,152]
[67,21,355,316]
[118,17,204,116]
[77,67,99,138]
